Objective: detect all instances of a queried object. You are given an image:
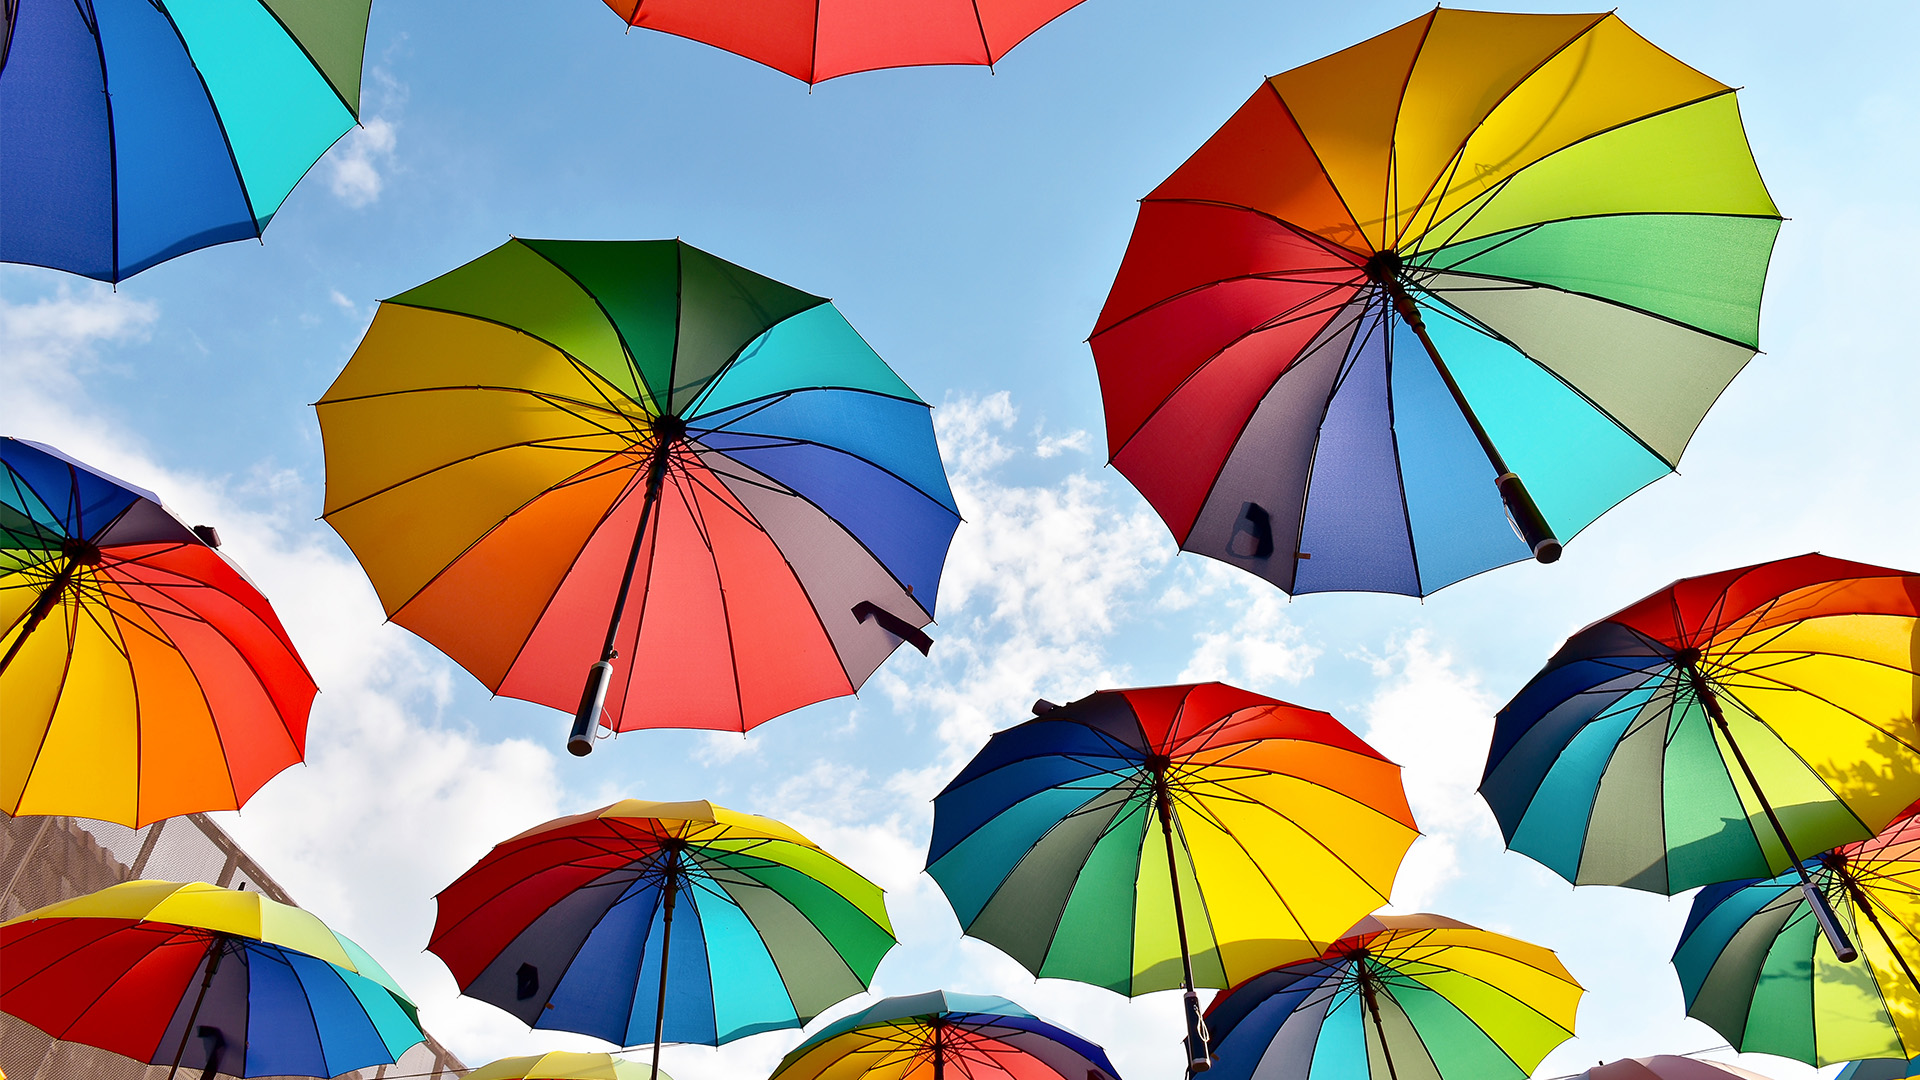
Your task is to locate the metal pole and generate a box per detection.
[1359,972,1402,1080]
[570,422,681,755]
[1367,255,1559,563]
[932,1018,945,1080]
[650,845,681,1080]
[1837,867,1920,990]
[0,548,91,675]
[1153,766,1211,1074]
[1683,658,1858,961]
[166,934,226,1080]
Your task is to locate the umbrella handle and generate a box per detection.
[569,661,613,756]
[1803,878,1859,962]
[1495,472,1561,563]
[1183,989,1213,1074]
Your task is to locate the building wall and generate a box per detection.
[0,812,467,1080]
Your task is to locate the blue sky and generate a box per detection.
[4,1,1919,1077]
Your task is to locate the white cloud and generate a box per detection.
[1033,427,1092,459]
[0,286,568,1068]
[1177,580,1319,691]
[1354,630,1502,910]
[327,116,398,208]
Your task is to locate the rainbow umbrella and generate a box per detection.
[927,683,1418,1070]
[0,0,371,282]
[1202,914,1581,1080]
[468,1052,667,1080]
[429,800,894,1079]
[1480,553,1920,956]
[0,880,423,1079]
[1090,9,1779,595]
[1674,805,1920,1065]
[316,239,958,753]
[769,992,1121,1080]
[599,0,1087,85]
[2,437,315,826]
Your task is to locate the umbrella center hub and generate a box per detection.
[651,414,687,447]
[1363,249,1403,285]
[61,538,101,566]
[1674,646,1703,668]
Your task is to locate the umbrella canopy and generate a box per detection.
[0,880,423,1079]
[927,683,1416,1069]
[0,0,371,282]
[429,799,894,1077]
[1202,914,1581,1080]
[468,1052,668,1080]
[1,437,315,826]
[316,238,958,753]
[1841,1060,1920,1080]
[1480,553,1920,896]
[769,991,1121,1080]
[599,0,1086,85]
[1574,1059,1777,1080]
[1090,9,1779,596]
[1674,805,1920,1065]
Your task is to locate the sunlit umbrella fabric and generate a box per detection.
[0,880,423,1078]
[1,437,314,826]
[1674,806,1920,1065]
[599,0,1086,85]
[1091,9,1778,596]
[1481,553,1920,893]
[0,0,371,282]
[317,239,958,739]
[467,1051,668,1080]
[927,683,1418,995]
[1203,915,1581,1080]
[769,991,1120,1080]
[428,800,895,1049]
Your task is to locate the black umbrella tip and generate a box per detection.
[1032,699,1059,715]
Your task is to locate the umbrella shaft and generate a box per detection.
[1360,978,1401,1080]
[166,934,225,1080]
[1684,663,1859,958]
[1380,278,1559,562]
[1155,785,1211,1074]
[569,445,673,753]
[0,561,80,675]
[652,848,680,1080]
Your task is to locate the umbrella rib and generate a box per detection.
[1378,12,1434,252]
[695,431,961,515]
[678,477,752,732]
[1102,282,1362,467]
[1252,82,1372,251]
[1089,251,1364,343]
[1412,86,1749,253]
[1412,288,1680,470]
[517,242,659,414]
[320,433,638,521]
[1423,264,1763,352]
[6,592,90,816]
[1391,13,1609,252]
[1381,305,1424,589]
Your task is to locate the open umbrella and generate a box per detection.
[2,437,315,826]
[429,799,895,1079]
[598,0,1087,85]
[1090,9,1779,595]
[0,879,423,1079]
[769,991,1121,1080]
[1,0,371,282]
[1841,1060,1920,1080]
[1673,804,1920,1065]
[1202,914,1581,1080]
[927,683,1418,1071]
[1480,553,1920,958]
[316,238,958,753]
[468,1052,667,1080]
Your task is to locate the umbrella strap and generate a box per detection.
[1686,662,1859,960]
[1154,784,1211,1074]
[652,846,681,1080]
[1359,974,1402,1080]
[1374,272,1558,562]
[166,933,227,1080]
